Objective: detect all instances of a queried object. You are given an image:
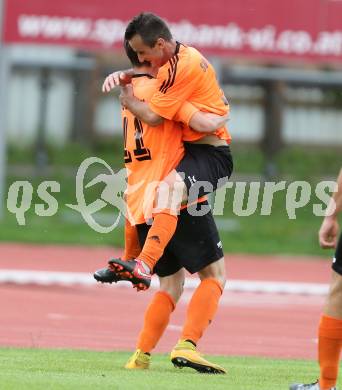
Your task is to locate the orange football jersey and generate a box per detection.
[124,74,184,225]
[149,42,232,143]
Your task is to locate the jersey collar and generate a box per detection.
[131,73,154,79]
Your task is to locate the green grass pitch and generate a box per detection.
[1,348,341,390]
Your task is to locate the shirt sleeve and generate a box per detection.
[174,101,200,126]
[149,52,199,120]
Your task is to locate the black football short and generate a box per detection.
[136,201,224,277]
[175,143,233,202]
[332,234,342,275]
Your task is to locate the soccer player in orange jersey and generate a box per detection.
[104,13,233,292]
[94,41,230,373]
[290,170,342,390]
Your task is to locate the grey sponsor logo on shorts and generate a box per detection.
[188,175,197,186]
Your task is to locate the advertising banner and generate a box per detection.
[3,0,342,63]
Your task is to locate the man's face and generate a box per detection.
[129,34,166,68]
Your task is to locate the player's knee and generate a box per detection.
[159,274,184,303]
[174,283,184,302]
[328,276,342,303]
[155,177,186,209]
[167,180,186,203]
[198,257,226,289]
[161,284,183,304]
[216,275,226,290]
[155,185,170,208]
[198,274,226,291]
[323,272,342,316]
[211,274,226,290]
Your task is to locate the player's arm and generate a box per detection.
[176,101,228,132]
[120,85,163,126]
[121,90,227,130]
[190,112,229,132]
[120,53,197,125]
[120,85,227,131]
[102,69,135,92]
[319,168,342,249]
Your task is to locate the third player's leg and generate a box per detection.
[315,236,342,390]
[325,235,342,318]
[324,271,342,318]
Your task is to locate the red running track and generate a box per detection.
[0,243,333,359]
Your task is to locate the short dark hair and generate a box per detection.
[124,40,150,68]
[124,12,172,47]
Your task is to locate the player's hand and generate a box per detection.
[319,216,339,249]
[205,112,229,129]
[189,111,229,132]
[119,84,134,107]
[102,71,132,92]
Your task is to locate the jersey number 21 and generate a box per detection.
[123,116,152,163]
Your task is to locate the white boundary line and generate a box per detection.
[0,269,329,296]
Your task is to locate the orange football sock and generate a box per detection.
[138,211,178,271]
[181,278,223,344]
[318,315,342,390]
[137,291,175,353]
